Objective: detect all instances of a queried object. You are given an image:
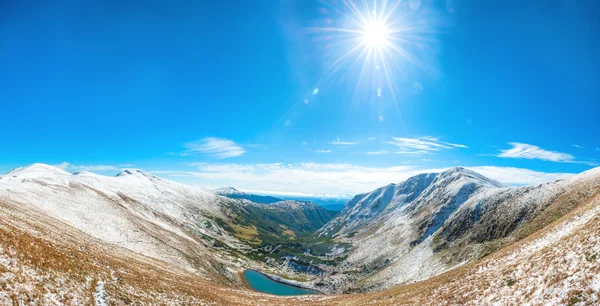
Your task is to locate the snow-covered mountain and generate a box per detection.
[0,164,337,284]
[0,164,250,283]
[215,187,283,204]
[0,164,339,288]
[313,166,600,292]
[320,167,503,238]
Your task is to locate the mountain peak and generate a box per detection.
[116,169,155,179]
[5,163,71,177]
[439,167,504,188]
[215,187,241,194]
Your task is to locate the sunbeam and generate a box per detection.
[308,0,437,106]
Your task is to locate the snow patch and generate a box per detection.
[93,281,108,306]
[592,274,600,292]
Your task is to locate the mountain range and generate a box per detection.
[0,163,598,305]
[215,187,348,211]
[215,187,284,204]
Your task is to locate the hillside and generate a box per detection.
[217,199,338,245]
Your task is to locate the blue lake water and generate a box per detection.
[243,270,318,296]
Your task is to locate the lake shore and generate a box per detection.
[244,270,323,295]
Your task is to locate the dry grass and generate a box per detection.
[232,224,261,244]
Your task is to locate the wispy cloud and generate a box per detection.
[330,137,359,145]
[497,143,573,162]
[496,143,597,166]
[395,150,430,155]
[301,141,308,146]
[388,136,467,155]
[181,137,245,159]
[572,144,583,149]
[367,150,390,155]
[153,163,574,196]
[316,149,332,153]
[467,166,574,186]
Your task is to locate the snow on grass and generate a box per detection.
[0,163,247,278]
[93,281,107,306]
[592,274,600,292]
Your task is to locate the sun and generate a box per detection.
[361,20,389,49]
[308,0,434,104]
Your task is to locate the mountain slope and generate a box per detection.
[0,164,250,283]
[218,199,338,244]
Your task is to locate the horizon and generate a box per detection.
[2,0,599,196]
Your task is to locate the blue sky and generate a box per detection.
[1,0,599,196]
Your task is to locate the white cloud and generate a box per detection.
[152,163,574,196]
[76,165,122,171]
[330,137,359,145]
[316,149,332,153]
[497,143,574,162]
[572,144,583,149]
[367,150,390,155]
[467,166,573,185]
[388,136,467,155]
[301,141,308,146]
[53,162,71,170]
[182,137,245,159]
[53,162,124,172]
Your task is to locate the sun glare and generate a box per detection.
[309,0,432,105]
[362,20,389,49]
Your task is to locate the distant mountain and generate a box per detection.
[215,187,349,211]
[215,187,283,204]
[278,196,349,211]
